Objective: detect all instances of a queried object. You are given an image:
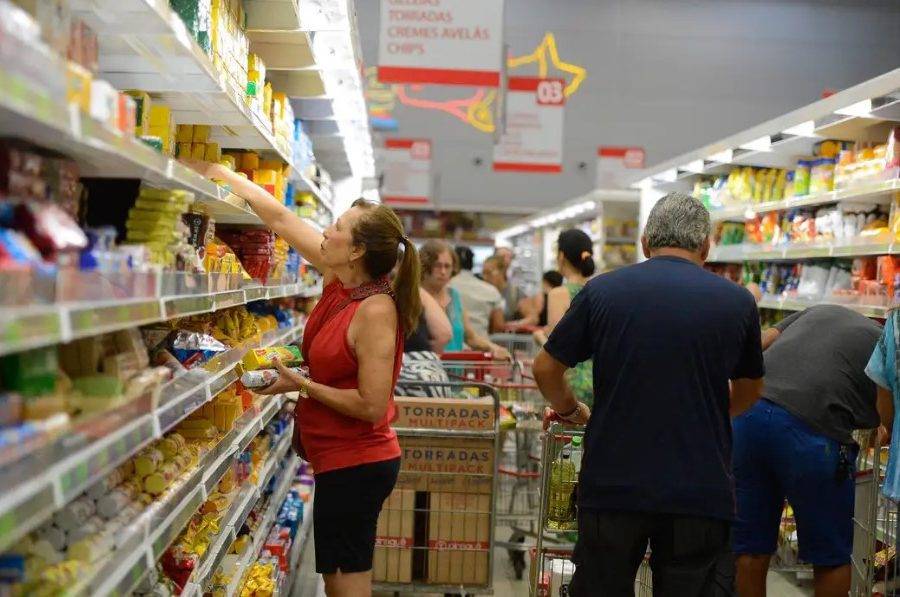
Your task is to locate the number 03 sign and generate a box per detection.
[493,77,565,173]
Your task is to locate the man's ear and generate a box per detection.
[641,235,651,259]
[699,236,711,262]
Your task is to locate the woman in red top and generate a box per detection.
[182,160,421,597]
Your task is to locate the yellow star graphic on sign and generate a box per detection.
[507,32,587,97]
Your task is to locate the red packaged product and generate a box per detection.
[14,201,88,260]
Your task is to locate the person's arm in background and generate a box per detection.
[533,351,590,425]
[731,378,765,417]
[181,159,328,274]
[489,306,506,334]
[878,387,894,440]
[730,297,765,417]
[533,285,571,346]
[462,307,510,359]
[866,316,897,442]
[761,309,805,351]
[419,287,452,353]
[535,288,594,426]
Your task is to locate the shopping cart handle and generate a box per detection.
[441,351,493,361]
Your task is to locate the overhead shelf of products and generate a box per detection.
[68,0,297,165]
[632,68,900,194]
[633,70,900,317]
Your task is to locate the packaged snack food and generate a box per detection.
[241,345,302,371]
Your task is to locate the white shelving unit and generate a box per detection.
[0,323,303,553]
[0,0,346,592]
[0,278,319,358]
[632,69,900,317]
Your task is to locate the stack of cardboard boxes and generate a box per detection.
[374,396,495,587]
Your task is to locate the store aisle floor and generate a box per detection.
[291,530,815,596]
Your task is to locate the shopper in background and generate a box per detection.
[448,245,505,337]
[396,287,454,398]
[482,255,525,323]
[420,240,511,358]
[533,229,596,407]
[182,159,417,597]
[494,245,515,271]
[734,305,882,597]
[535,270,563,326]
[510,270,564,328]
[533,192,764,596]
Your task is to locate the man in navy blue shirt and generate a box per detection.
[533,192,764,596]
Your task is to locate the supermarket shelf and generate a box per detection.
[0,323,301,553]
[707,240,898,263]
[0,58,262,224]
[294,171,335,215]
[630,69,900,190]
[81,397,290,597]
[281,485,314,594]
[222,438,297,597]
[708,178,900,222]
[0,0,336,219]
[69,0,296,165]
[184,431,297,596]
[0,280,317,358]
[757,296,889,318]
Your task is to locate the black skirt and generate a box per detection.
[313,457,401,574]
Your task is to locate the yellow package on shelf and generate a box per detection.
[191,143,206,160]
[66,62,92,114]
[176,124,194,143]
[124,90,151,135]
[204,142,221,162]
[149,105,171,127]
[193,124,211,143]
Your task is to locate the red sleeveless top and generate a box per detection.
[296,277,403,473]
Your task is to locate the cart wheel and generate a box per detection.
[508,531,526,580]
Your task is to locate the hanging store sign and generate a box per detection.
[596,146,646,188]
[377,0,505,87]
[493,77,564,173]
[381,139,432,205]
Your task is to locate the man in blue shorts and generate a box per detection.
[733,305,883,597]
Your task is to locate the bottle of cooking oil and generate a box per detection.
[547,442,577,530]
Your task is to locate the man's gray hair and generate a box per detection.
[643,192,711,252]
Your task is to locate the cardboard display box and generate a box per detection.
[426,492,491,586]
[392,396,495,431]
[396,436,494,494]
[373,488,414,583]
